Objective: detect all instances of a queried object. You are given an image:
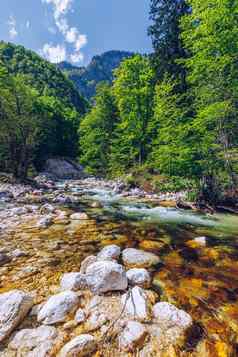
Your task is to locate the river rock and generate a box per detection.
[86,261,128,294]
[80,255,97,274]
[60,273,88,291]
[126,268,151,288]
[11,207,28,216]
[122,248,160,268]
[97,245,121,261]
[70,212,89,220]
[37,291,79,325]
[85,310,108,332]
[121,286,150,321]
[11,249,27,258]
[59,334,97,357]
[0,253,11,266]
[40,203,56,214]
[0,190,13,201]
[118,321,147,352]
[9,325,59,356]
[75,308,86,324]
[152,302,192,330]
[43,158,85,180]
[194,236,207,246]
[0,290,34,342]
[37,216,53,228]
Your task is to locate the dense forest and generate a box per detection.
[0,0,238,208]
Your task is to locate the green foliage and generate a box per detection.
[0,72,45,178]
[0,41,87,114]
[180,0,238,193]
[79,82,117,175]
[109,55,155,174]
[0,42,87,179]
[148,0,189,85]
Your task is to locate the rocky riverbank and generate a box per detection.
[0,175,238,356]
[0,244,193,356]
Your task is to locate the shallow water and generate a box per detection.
[1,181,238,355]
[70,183,238,354]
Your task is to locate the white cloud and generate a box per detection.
[7,16,18,39]
[41,0,87,63]
[70,52,83,63]
[41,43,66,63]
[26,20,30,29]
[65,27,77,43]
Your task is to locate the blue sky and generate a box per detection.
[0,0,152,66]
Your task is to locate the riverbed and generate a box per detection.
[0,179,238,355]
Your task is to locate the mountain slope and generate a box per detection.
[58,50,134,99]
[0,41,87,114]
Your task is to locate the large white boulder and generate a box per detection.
[97,245,121,261]
[118,321,147,352]
[80,255,97,274]
[59,334,97,357]
[0,290,34,342]
[60,273,87,291]
[86,261,128,294]
[9,325,60,356]
[122,248,160,268]
[126,268,151,288]
[121,286,150,321]
[37,291,79,325]
[152,302,192,330]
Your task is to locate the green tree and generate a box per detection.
[79,82,117,175]
[181,0,238,201]
[148,0,189,85]
[0,73,45,179]
[110,55,154,174]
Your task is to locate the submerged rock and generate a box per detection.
[122,286,150,321]
[86,261,128,294]
[97,244,121,261]
[37,291,79,325]
[118,321,147,352]
[126,268,151,288]
[122,248,160,268]
[59,334,97,357]
[60,273,87,291]
[0,290,34,342]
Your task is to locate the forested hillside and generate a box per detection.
[0,42,87,178]
[0,42,87,113]
[58,51,133,99]
[80,0,238,207]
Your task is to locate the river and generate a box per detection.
[1,179,238,355]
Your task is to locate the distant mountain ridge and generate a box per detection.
[58,50,134,99]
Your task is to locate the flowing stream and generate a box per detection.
[1,179,238,353]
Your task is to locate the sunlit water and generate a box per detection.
[1,180,238,354]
